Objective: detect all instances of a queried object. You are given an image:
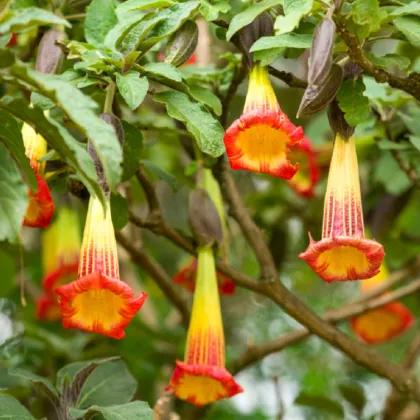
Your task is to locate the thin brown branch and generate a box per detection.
[213,158,278,281]
[267,66,308,89]
[116,232,190,327]
[391,150,420,188]
[229,273,420,374]
[334,15,420,101]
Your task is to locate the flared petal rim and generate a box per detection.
[55,272,147,339]
[224,109,303,179]
[42,261,79,295]
[287,136,321,198]
[172,260,236,296]
[23,175,54,228]
[351,302,414,344]
[36,295,61,322]
[166,360,243,406]
[299,235,385,282]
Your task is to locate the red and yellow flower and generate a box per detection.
[172,258,235,295]
[299,134,384,281]
[22,122,54,228]
[224,63,303,178]
[351,264,414,343]
[287,136,320,198]
[167,247,243,406]
[55,197,147,339]
[36,207,81,321]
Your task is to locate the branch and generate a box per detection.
[334,15,420,101]
[116,232,190,327]
[267,66,308,89]
[229,272,420,373]
[213,158,278,281]
[391,150,420,189]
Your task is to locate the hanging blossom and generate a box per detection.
[36,207,81,321]
[167,247,243,406]
[351,263,414,343]
[224,63,303,178]
[287,136,321,198]
[299,134,384,281]
[22,122,54,228]
[56,197,147,339]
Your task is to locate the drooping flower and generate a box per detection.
[299,134,384,281]
[55,196,147,339]
[224,63,303,178]
[287,136,321,198]
[167,247,243,406]
[22,122,54,228]
[351,263,414,343]
[172,258,235,295]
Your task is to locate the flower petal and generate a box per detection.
[56,272,147,339]
[351,302,414,344]
[166,361,243,406]
[299,235,384,282]
[36,295,61,322]
[23,175,54,228]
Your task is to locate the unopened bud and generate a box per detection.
[35,29,67,74]
[165,20,198,67]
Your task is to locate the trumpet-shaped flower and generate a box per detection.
[299,135,384,281]
[287,136,320,198]
[22,122,54,228]
[172,258,235,295]
[224,64,303,179]
[351,264,414,343]
[167,247,243,406]
[56,197,147,339]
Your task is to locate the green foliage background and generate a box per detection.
[1,0,420,419]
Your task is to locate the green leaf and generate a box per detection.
[154,91,225,157]
[0,97,104,205]
[294,392,345,418]
[12,65,122,192]
[188,85,222,116]
[70,402,153,420]
[138,1,200,51]
[274,0,313,36]
[367,53,410,70]
[77,360,137,409]
[111,193,129,231]
[141,160,180,192]
[253,47,285,66]
[104,13,145,51]
[8,368,59,402]
[390,1,420,17]
[409,135,420,152]
[122,120,143,182]
[0,142,27,244]
[226,0,281,40]
[0,394,35,419]
[338,383,366,414]
[352,0,381,34]
[0,7,70,34]
[250,33,312,53]
[116,71,149,110]
[336,79,371,127]
[200,0,230,21]
[374,152,411,194]
[143,62,183,82]
[394,15,420,47]
[30,92,55,111]
[0,249,16,296]
[0,109,37,191]
[85,0,118,47]
[0,47,15,68]
[56,357,120,392]
[378,139,410,150]
[117,0,174,14]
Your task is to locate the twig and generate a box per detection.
[267,66,308,89]
[116,232,190,327]
[229,274,420,374]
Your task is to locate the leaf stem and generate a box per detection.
[104,81,116,114]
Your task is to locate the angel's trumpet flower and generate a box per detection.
[224,64,303,178]
[351,263,414,343]
[36,207,81,321]
[299,134,384,281]
[167,247,243,406]
[22,122,54,228]
[56,197,147,339]
[287,136,320,198]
